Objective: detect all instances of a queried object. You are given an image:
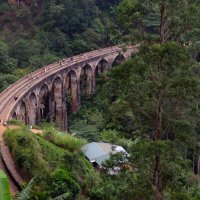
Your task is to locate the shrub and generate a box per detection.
[49,168,80,200]
[101,130,132,150]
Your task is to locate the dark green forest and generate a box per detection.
[0,0,121,91]
[2,0,200,200]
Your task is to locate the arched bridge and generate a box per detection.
[0,45,139,130]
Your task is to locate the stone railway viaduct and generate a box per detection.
[0,45,139,130]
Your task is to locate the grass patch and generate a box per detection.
[42,124,87,152]
[8,119,24,126]
[32,124,41,130]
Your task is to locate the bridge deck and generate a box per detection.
[0,45,133,124]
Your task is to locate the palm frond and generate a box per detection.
[14,177,36,200]
[53,192,70,200]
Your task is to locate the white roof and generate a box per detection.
[81,142,127,166]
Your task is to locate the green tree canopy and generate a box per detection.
[0,40,16,73]
[95,42,200,200]
[117,0,200,43]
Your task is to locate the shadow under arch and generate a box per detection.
[95,59,109,76]
[19,101,27,124]
[39,84,50,123]
[12,111,17,119]
[112,54,126,67]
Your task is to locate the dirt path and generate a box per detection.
[0,125,43,196]
[0,125,6,144]
[0,125,20,196]
[0,156,19,196]
[31,128,43,134]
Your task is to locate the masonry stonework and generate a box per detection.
[0,46,139,131]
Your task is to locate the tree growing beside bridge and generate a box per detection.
[95,42,200,200]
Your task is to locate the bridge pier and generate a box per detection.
[5,46,139,131]
[62,102,68,131]
[65,71,80,114]
[54,105,63,129]
[36,107,41,125]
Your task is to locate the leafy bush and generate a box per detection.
[69,119,101,142]
[48,168,80,200]
[68,102,105,142]
[101,130,132,150]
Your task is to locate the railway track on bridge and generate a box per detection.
[0,45,139,195]
[0,45,125,123]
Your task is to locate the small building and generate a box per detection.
[81,142,127,170]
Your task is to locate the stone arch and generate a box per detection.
[12,111,17,119]
[39,84,50,122]
[95,59,109,76]
[65,70,79,113]
[29,92,37,125]
[19,101,27,124]
[80,64,93,95]
[52,77,63,126]
[112,54,126,67]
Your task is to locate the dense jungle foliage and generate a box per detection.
[0,0,122,92]
[3,0,200,200]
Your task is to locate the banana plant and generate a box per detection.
[0,170,11,200]
[14,177,36,200]
[0,174,69,200]
[15,177,69,200]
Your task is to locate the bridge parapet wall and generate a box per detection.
[0,45,139,130]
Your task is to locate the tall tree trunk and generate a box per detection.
[155,154,163,200]
[160,3,166,44]
[198,156,200,187]
[155,91,162,140]
[154,91,164,200]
